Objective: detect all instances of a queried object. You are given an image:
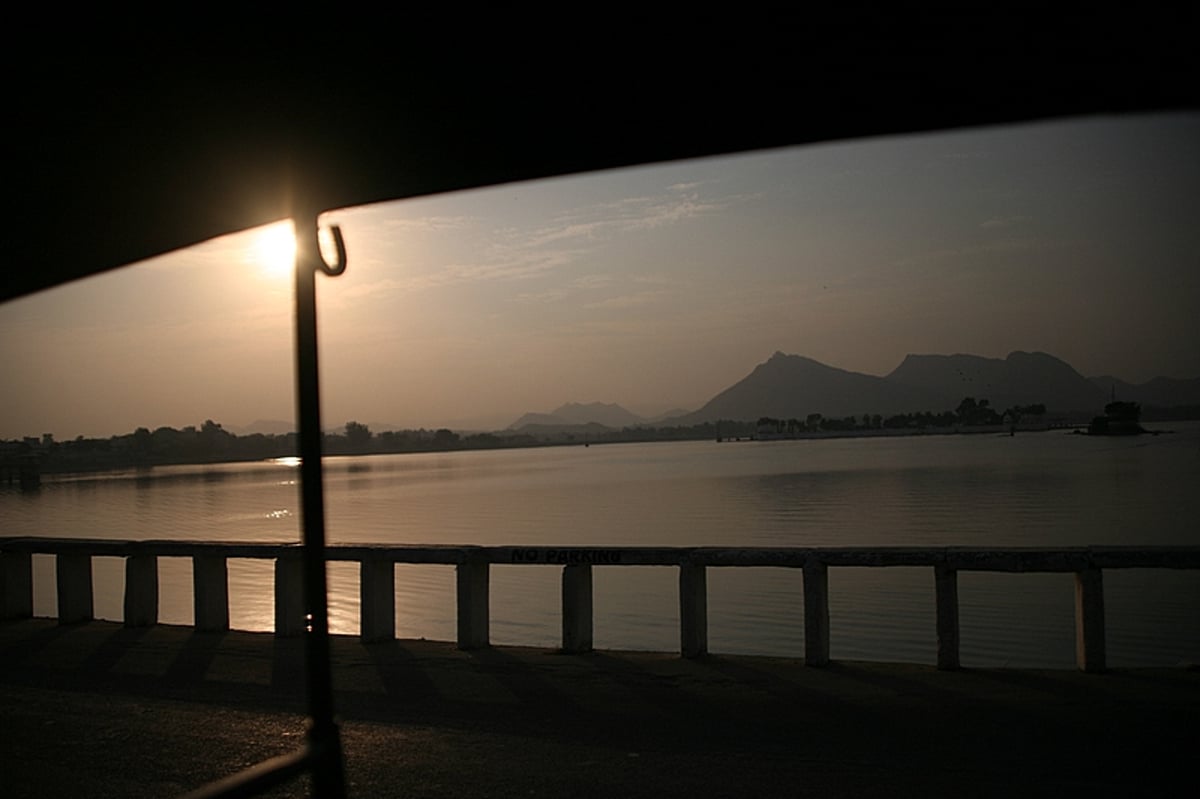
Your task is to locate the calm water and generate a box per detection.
[5,424,1199,667]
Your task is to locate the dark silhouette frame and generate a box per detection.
[7,11,1197,798]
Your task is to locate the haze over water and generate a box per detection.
[7,425,1197,668]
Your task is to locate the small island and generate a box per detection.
[1087,400,1149,435]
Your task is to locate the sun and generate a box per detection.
[251,221,297,279]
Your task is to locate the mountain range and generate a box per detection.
[509,403,647,430]
[510,351,1200,430]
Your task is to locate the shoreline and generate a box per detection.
[18,424,1098,480]
[14,414,1200,481]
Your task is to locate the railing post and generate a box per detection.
[456,557,489,650]
[803,560,830,667]
[679,563,708,658]
[193,555,229,632]
[123,554,158,627]
[935,565,960,670]
[1074,568,1106,673]
[360,559,395,643]
[56,553,93,624]
[1,550,33,618]
[275,555,305,637]
[561,564,593,653]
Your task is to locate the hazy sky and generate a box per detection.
[2,112,1197,440]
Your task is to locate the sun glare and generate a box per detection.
[252,221,296,278]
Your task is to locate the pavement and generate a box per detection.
[1,618,1197,798]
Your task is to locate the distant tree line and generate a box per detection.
[752,398,1047,436]
[14,396,1197,476]
[3,418,757,474]
[3,419,607,475]
[2,420,296,474]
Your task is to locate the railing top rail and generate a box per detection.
[1,537,1198,570]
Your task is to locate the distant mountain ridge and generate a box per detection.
[677,350,1196,424]
[230,419,294,436]
[509,402,646,431]
[511,351,1198,430]
[884,351,1102,416]
[1087,375,1200,408]
[673,352,948,424]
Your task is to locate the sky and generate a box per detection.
[1,112,1197,440]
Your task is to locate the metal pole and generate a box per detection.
[293,212,346,798]
[179,212,348,799]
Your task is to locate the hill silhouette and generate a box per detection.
[509,402,645,431]
[660,350,1195,425]
[885,351,1102,415]
[11,350,1198,476]
[675,352,947,424]
[1088,375,1200,408]
[508,351,1199,430]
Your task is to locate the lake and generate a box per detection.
[4,424,1198,667]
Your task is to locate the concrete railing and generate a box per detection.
[1,538,1197,672]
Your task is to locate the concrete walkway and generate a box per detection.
[1,619,1196,798]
